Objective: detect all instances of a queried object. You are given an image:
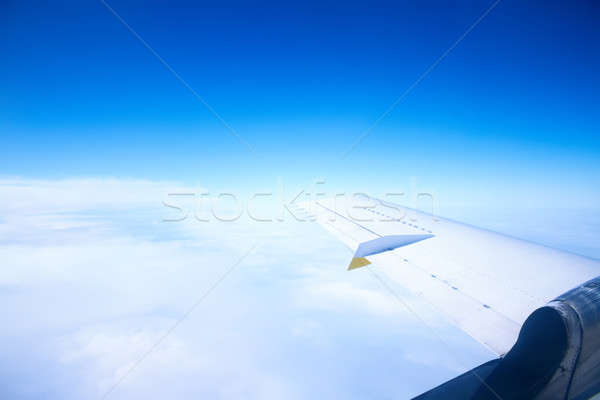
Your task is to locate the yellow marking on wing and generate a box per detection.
[348,257,371,271]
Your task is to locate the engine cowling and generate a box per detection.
[535,277,600,399]
[416,276,600,400]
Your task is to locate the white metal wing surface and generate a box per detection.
[299,196,600,357]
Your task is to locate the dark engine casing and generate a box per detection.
[534,277,600,399]
[415,276,600,400]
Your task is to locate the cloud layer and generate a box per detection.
[0,178,510,399]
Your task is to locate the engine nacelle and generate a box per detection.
[534,276,600,399]
[416,276,600,400]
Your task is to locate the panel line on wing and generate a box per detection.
[323,221,366,249]
[400,256,520,329]
[315,201,383,238]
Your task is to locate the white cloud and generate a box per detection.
[297,280,407,317]
[0,178,492,399]
[0,177,190,213]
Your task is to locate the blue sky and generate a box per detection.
[1,1,600,399]
[2,0,599,208]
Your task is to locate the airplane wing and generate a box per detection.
[297,195,600,399]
